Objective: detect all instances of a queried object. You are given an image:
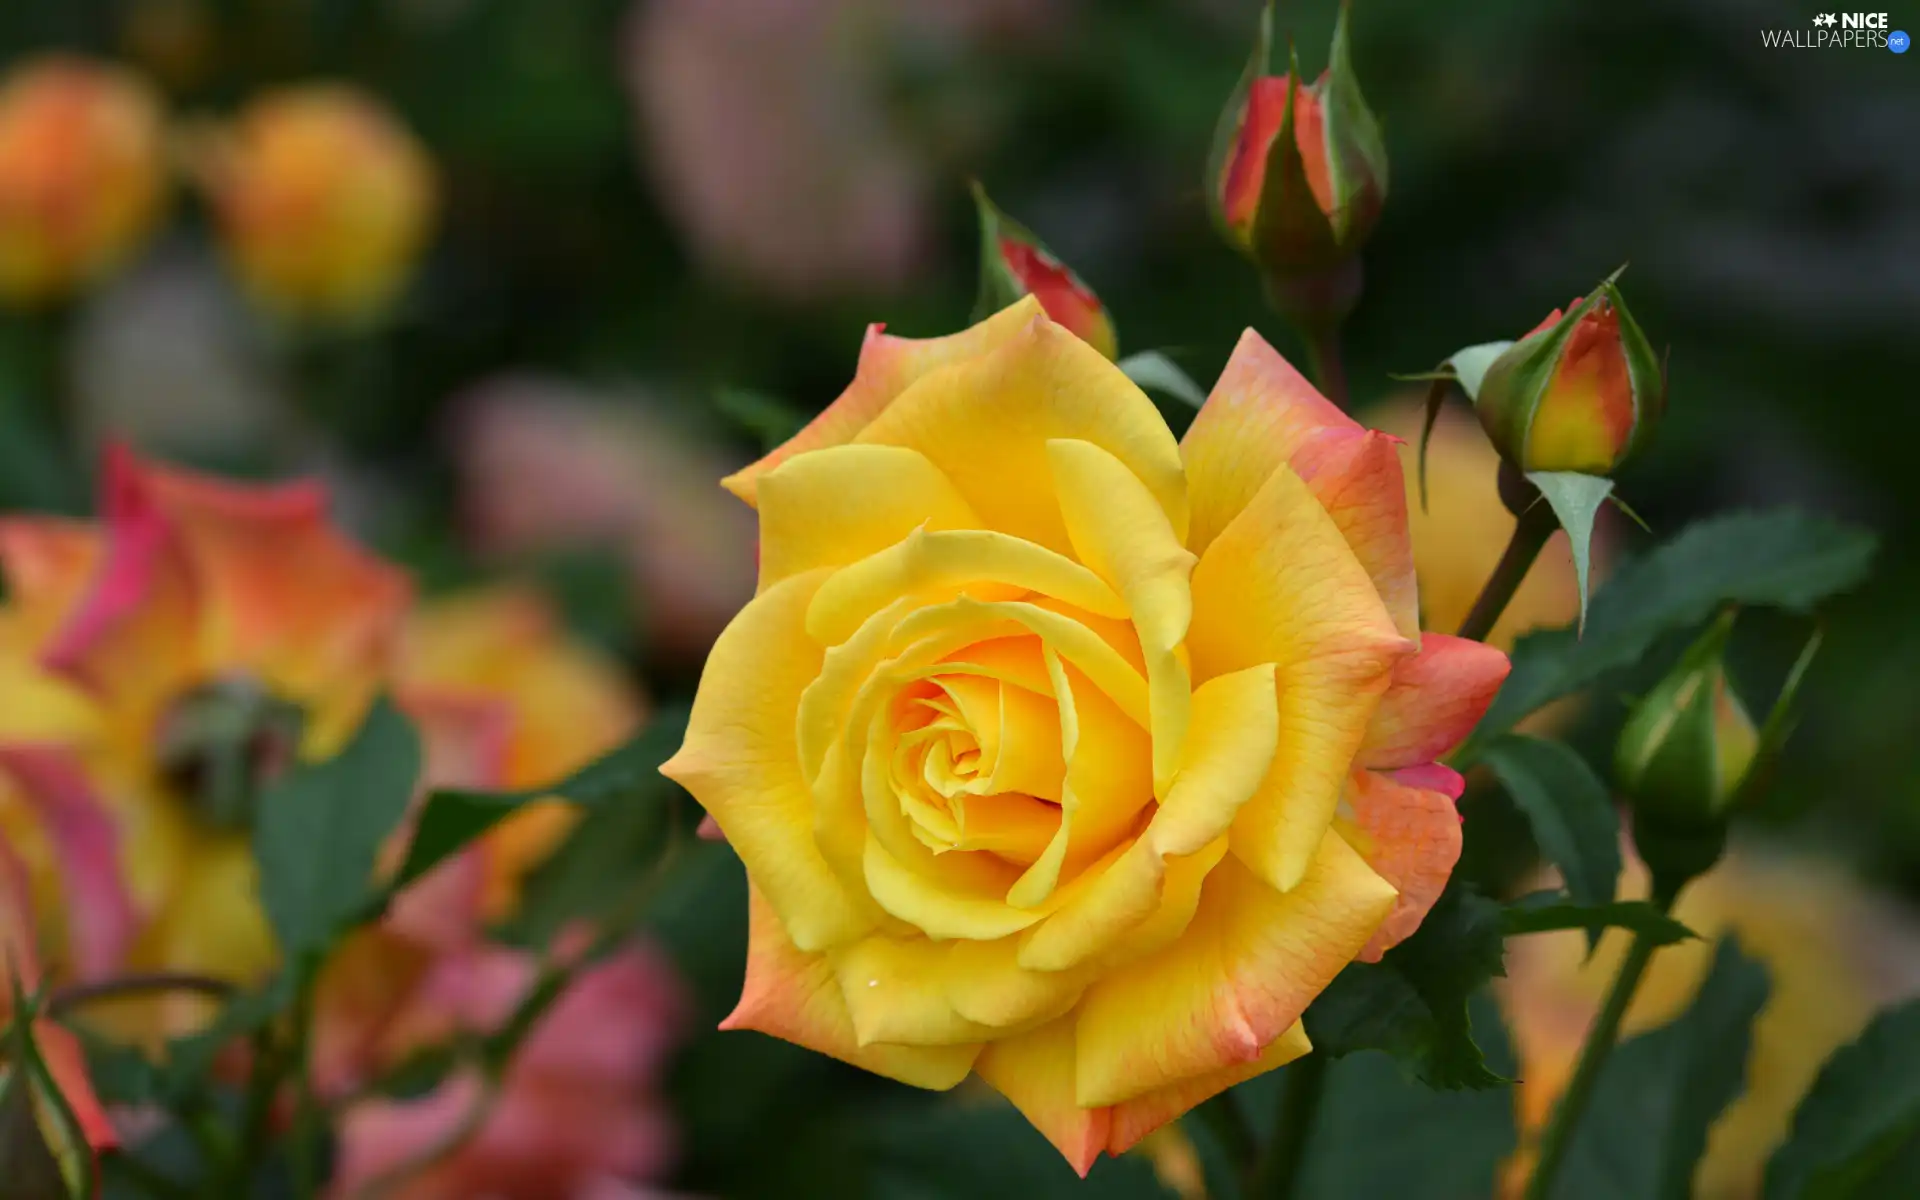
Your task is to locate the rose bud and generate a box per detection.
[1615,611,1757,827]
[1614,610,1819,896]
[0,57,167,306]
[1473,276,1664,477]
[1209,1,1385,312]
[186,85,436,324]
[971,182,1116,360]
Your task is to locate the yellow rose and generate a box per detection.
[665,298,1512,1172]
[188,85,436,322]
[1501,850,1920,1198]
[0,56,167,305]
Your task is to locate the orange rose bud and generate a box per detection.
[188,85,436,324]
[0,57,166,306]
[971,182,1117,360]
[1209,2,1385,286]
[1473,276,1663,477]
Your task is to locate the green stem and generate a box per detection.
[287,981,320,1200]
[1522,884,1681,1200]
[1456,500,1557,643]
[1249,1053,1326,1198]
[1302,325,1350,410]
[1194,1094,1258,1178]
[47,973,237,1018]
[221,1026,285,1196]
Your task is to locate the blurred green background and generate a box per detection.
[1,1,1915,1195]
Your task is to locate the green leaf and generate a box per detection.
[0,1012,85,1200]
[254,696,420,961]
[1480,735,1621,925]
[1501,892,1695,946]
[864,1098,1174,1199]
[1734,624,1824,813]
[1415,340,1510,509]
[1317,0,1388,243]
[1305,885,1509,1089]
[500,783,676,946]
[1294,993,1518,1199]
[1117,350,1208,409]
[0,1066,68,1200]
[1526,471,1616,632]
[394,706,687,895]
[1251,41,1341,274]
[1554,939,1769,1199]
[1463,510,1876,757]
[1764,998,1920,1199]
[1448,341,1515,402]
[969,181,1028,324]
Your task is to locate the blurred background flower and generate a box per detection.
[185,85,437,325]
[0,56,165,307]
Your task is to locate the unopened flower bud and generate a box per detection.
[1615,612,1757,829]
[1209,1,1386,305]
[0,57,166,306]
[188,85,436,324]
[971,182,1116,360]
[1475,278,1663,477]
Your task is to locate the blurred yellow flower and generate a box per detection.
[0,447,639,1040]
[0,56,167,305]
[190,85,436,322]
[1500,850,1920,1197]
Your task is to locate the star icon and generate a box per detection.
[1813,12,1837,26]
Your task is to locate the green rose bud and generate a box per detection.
[1616,611,1820,898]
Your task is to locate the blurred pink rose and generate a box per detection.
[626,0,1062,297]
[325,936,688,1200]
[451,377,757,664]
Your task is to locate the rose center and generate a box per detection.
[886,670,1066,867]
[155,675,306,833]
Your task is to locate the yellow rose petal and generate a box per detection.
[805,525,1125,647]
[1188,460,1408,892]
[855,312,1188,557]
[974,1014,1112,1178]
[1072,839,1394,1108]
[1018,664,1277,971]
[723,886,980,1089]
[1048,438,1195,798]
[662,569,876,952]
[756,444,979,591]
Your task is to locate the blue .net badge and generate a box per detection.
[1892,29,1912,52]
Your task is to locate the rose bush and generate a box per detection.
[665,297,1512,1172]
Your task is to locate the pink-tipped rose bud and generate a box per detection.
[1474,277,1664,477]
[971,182,1116,360]
[1209,1,1385,303]
[0,57,167,306]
